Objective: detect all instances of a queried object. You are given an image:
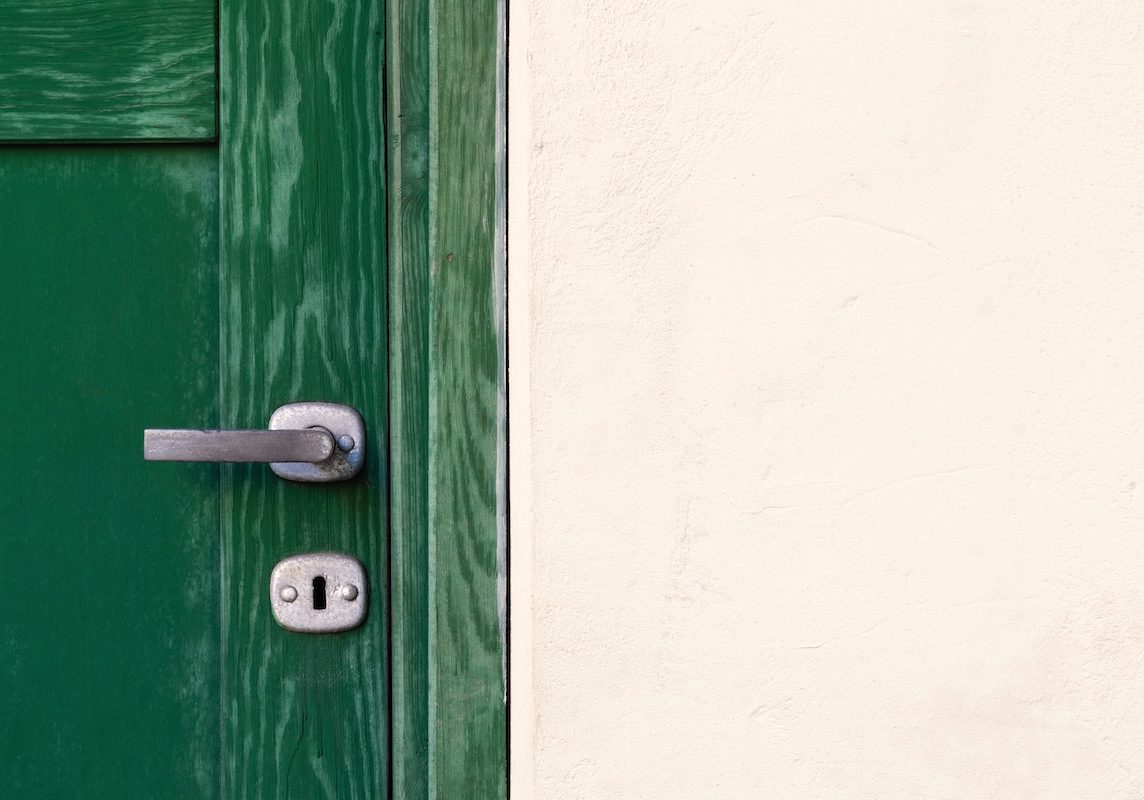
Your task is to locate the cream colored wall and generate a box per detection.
[508,2,1144,796]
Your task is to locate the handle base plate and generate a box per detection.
[269,402,365,483]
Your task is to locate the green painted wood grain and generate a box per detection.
[0,145,220,798]
[387,0,432,796]
[426,0,508,794]
[390,0,506,793]
[0,0,216,140]
[218,0,388,797]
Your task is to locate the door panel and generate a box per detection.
[0,1,217,141]
[0,145,220,797]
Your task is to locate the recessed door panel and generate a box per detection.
[0,145,220,797]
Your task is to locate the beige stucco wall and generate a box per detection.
[508,2,1144,796]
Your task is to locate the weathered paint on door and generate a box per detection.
[0,0,216,140]
[216,0,390,794]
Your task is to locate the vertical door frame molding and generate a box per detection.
[388,0,508,795]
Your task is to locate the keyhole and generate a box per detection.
[312,576,327,610]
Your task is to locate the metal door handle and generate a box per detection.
[144,429,337,463]
[144,402,365,483]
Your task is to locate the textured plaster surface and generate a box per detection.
[509,1,1144,796]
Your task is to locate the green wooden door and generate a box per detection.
[0,1,505,797]
[0,1,389,797]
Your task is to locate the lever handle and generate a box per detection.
[143,402,365,483]
[144,428,336,463]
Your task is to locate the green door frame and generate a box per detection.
[387,0,508,796]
